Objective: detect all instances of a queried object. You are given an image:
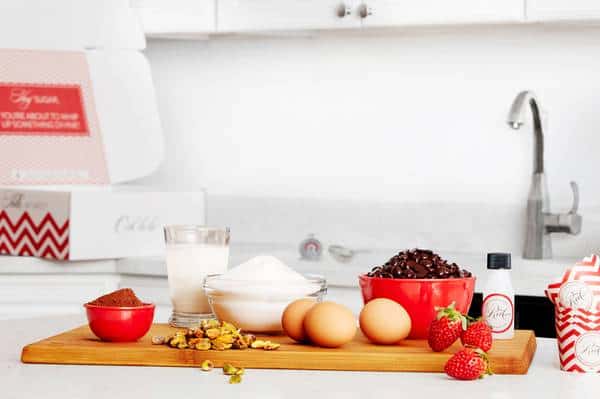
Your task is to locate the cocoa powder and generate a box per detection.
[88,288,144,307]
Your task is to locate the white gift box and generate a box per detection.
[0,1,205,262]
[0,0,163,185]
[0,48,163,185]
[0,187,205,260]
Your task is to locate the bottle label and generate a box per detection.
[482,293,514,333]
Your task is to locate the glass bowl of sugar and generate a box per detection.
[203,256,327,333]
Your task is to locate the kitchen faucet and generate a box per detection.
[507,91,582,259]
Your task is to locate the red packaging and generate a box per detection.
[546,255,600,372]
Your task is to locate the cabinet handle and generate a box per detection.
[359,4,373,18]
[337,4,352,18]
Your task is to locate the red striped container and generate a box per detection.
[554,305,600,372]
[546,254,600,372]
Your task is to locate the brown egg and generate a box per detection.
[303,301,356,348]
[359,298,411,344]
[281,298,317,342]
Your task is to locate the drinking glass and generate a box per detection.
[163,225,230,327]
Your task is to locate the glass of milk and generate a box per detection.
[164,225,230,327]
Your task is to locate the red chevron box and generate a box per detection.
[547,254,600,372]
[555,306,600,372]
[0,188,205,261]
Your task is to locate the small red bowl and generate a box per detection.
[358,275,475,339]
[84,303,155,342]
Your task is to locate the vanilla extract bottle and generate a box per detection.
[482,253,515,340]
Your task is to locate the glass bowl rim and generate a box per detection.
[203,273,326,288]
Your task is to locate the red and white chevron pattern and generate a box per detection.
[546,255,600,308]
[0,210,69,260]
[555,308,600,328]
[547,255,600,372]
[556,307,600,372]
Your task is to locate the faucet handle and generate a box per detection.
[545,181,582,235]
[569,181,579,214]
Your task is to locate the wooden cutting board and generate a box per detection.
[21,324,536,374]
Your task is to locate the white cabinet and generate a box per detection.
[358,0,523,27]
[527,1,600,22]
[0,274,120,320]
[0,272,173,321]
[128,1,600,37]
[131,0,216,37]
[0,0,144,50]
[217,0,361,32]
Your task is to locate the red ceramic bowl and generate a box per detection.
[358,275,475,339]
[84,303,155,342]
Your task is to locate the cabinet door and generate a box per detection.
[0,0,144,50]
[217,0,361,32]
[131,0,216,37]
[359,0,523,27]
[0,274,120,320]
[527,0,600,21]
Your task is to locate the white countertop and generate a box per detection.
[3,315,599,399]
[0,245,578,296]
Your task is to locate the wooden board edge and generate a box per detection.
[492,330,537,375]
[516,330,538,375]
[20,325,87,364]
[21,344,36,364]
[20,325,97,364]
[20,345,534,374]
[20,342,447,371]
[21,343,47,364]
[20,326,539,375]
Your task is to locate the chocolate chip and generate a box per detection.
[368,249,471,280]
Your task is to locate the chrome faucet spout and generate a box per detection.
[507,91,544,174]
[507,91,582,260]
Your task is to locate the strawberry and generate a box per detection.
[427,302,467,352]
[461,320,493,352]
[444,347,492,380]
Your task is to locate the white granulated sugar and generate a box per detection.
[206,255,324,332]
[221,255,307,282]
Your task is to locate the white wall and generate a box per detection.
[139,25,600,256]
